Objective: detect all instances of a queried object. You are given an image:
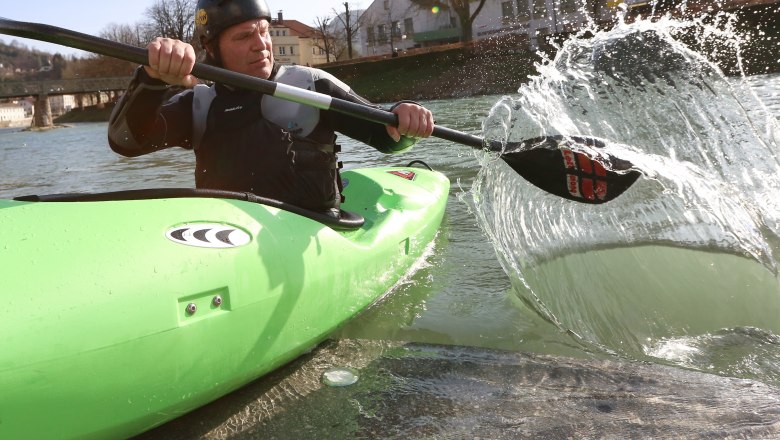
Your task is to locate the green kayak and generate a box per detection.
[0,166,449,439]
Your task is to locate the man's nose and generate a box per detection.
[251,32,267,51]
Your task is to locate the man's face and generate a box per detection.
[217,18,274,79]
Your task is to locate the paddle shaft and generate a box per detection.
[0,18,486,149]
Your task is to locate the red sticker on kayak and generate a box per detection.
[388,170,416,180]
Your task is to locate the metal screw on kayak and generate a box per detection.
[212,295,223,307]
[186,303,197,314]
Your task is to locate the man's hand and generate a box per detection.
[144,37,198,88]
[387,102,435,142]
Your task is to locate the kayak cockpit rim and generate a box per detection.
[12,188,365,230]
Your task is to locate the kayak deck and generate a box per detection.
[0,166,449,439]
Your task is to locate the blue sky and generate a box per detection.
[1,0,364,56]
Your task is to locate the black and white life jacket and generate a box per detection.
[190,65,344,211]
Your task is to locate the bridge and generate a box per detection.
[0,76,132,127]
[0,77,132,98]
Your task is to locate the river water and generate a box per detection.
[2,14,780,439]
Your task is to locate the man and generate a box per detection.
[108,0,434,214]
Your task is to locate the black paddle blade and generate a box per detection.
[498,136,642,204]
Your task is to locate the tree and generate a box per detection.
[312,17,344,63]
[66,54,136,78]
[63,22,150,79]
[334,2,364,60]
[145,0,196,43]
[99,22,151,47]
[409,0,488,42]
[50,53,66,80]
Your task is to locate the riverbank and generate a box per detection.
[22,124,70,132]
[0,117,32,128]
[320,2,778,102]
[54,103,116,124]
[321,37,538,102]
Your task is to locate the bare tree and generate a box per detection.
[333,2,364,60]
[65,54,136,78]
[63,23,142,79]
[64,22,154,79]
[50,53,66,80]
[409,0,488,42]
[145,0,196,42]
[313,16,345,63]
[99,23,151,47]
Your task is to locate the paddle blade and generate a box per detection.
[498,136,641,204]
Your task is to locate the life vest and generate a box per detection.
[191,66,342,212]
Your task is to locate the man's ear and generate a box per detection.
[199,35,213,58]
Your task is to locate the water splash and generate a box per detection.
[471,13,780,362]
[646,326,780,385]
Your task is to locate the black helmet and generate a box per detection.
[195,0,272,44]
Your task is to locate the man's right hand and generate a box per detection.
[144,37,198,88]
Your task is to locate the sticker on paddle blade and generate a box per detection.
[498,135,641,204]
[388,170,416,180]
[561,148,609,202]
[166,223,251,248]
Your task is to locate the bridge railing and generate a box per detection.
[0,77,132,98]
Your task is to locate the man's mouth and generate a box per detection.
[250,52,271,65]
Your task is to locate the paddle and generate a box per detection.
[0,17,641,204]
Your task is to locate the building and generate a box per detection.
[473,0,605,48]
[360,0,458,56]
[49,94,76,116]
[623,0,780,15]
[0,100,30,127]
[270,12,329,66]
[19,98,34,117]
[358,0,629,55]
[0,102,26,122]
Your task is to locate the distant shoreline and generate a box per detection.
[0,117,32,128]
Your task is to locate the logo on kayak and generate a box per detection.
[388,170,416,180]
[166,223,251,248]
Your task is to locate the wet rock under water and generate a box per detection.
[138,339,780,439]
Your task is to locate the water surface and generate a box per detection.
[2,13,780,437]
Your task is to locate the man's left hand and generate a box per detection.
[387,103,435,142]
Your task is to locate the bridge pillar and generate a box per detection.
[32,93,52,128]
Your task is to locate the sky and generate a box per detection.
[1,0,367,56]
